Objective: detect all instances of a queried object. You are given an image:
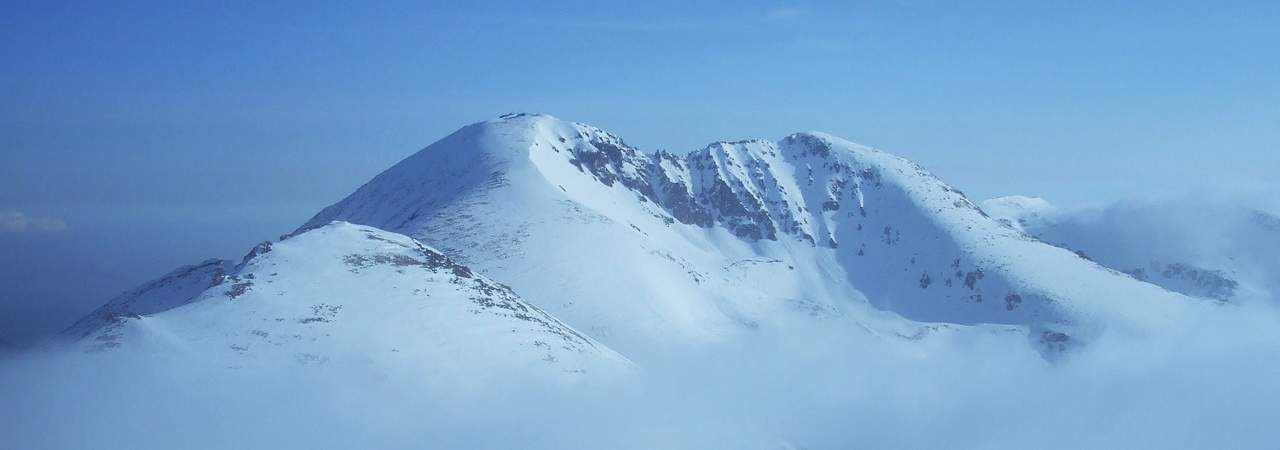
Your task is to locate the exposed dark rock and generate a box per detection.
[224,280,253,299]
[1004,293,1023,311]
[239,241,273,268]
[1039,330,1072,355]
[964,270,985,290]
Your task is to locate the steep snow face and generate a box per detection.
[302,114,1193,353]
[988,197,1280,303]
[64,221,629,383]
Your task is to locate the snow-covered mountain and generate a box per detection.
[296,113,1191,358]
[59,113,1207,369]
[24,113,1279,449]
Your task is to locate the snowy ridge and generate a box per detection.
[63,258,234,342]
[65,221,630,381]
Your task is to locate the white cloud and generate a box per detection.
[0,210,69,233]
[6,300,1280,449]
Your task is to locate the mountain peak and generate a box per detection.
[300,114,1190,347]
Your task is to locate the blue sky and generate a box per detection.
[2,1,1278,343]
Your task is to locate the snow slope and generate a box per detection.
[62,221,629,384]
[301,113,1195,355]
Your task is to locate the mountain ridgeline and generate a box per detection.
[65,113,1196,371]
[299,113,1190,351]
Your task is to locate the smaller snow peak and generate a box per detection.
[981,196,1059,233]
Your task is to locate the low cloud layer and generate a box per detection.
[4,299,1279,449]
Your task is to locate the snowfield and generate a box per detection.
[3,114,1278,449]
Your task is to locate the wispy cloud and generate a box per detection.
[0,210,69,234]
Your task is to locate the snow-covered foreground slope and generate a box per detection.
[59,221,630,384]
[302,113,1193,356]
